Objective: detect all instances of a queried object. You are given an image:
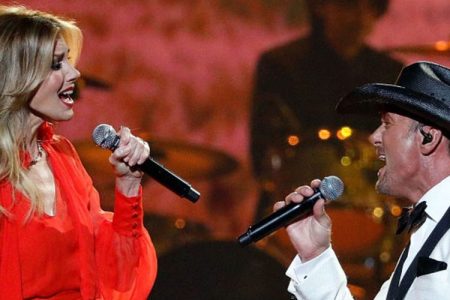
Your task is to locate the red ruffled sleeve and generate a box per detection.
[92,188,158,299]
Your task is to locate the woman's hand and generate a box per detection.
[109,126,150,196]
[273,179,332,262]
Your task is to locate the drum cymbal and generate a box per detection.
[385,40,450,56]
[149,139,239,179]
[74,138,239,181]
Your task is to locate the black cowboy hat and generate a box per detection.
[336,61,450,132]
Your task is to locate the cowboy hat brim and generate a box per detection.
[336,83,450,133]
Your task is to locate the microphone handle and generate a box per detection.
[107,134,200,203]
[140,158,200,203]
[238,191,321,246]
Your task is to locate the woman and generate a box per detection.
[0,6,157,299]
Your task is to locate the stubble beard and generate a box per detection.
[375,173,392,196]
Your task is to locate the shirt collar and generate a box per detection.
[420,176,450,223]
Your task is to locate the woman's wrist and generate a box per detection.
[115,176,141,197]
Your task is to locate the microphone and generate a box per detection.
[92,124,200,203]
[238,176,344,246]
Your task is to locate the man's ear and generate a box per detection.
[420,127,433,145]
[420,126,442,155]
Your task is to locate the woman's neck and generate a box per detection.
[25,115,45,158]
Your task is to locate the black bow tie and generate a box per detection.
[396,201,428,235]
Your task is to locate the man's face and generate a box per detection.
[318,0,378,49]
[370,112,421,199]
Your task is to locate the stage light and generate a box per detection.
[287,134,300,146]
[373,207,384,219]
[175,218,186,229]
[435,40,449,52]
[390,205,402,217]
[318,129,331,140]
[340,156,351,166]
[337,126,352,140]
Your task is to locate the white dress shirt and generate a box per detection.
[286,176,450,300]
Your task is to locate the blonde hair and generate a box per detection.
[0,6,83,217]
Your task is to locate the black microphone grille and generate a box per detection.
[319,176,344,201]
[92,124,118,150]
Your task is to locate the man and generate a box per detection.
[250,0,403,220]
[276,61,450,299]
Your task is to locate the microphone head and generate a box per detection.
[92,124,118,150]
[319,176,344,201]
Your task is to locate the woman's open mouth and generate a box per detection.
[58,88,74,106]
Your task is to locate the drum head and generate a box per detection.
[149,240,291,300]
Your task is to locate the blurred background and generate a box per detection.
[9,0,449,299]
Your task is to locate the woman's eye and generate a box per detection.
[51,61,62,70]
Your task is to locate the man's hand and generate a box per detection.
[273,179,332,262]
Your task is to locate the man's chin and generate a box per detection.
[375,179,389,196]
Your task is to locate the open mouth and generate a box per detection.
[58,88,74,105]
[377,154,386,176]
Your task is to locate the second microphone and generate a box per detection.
[238,176,344,246]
